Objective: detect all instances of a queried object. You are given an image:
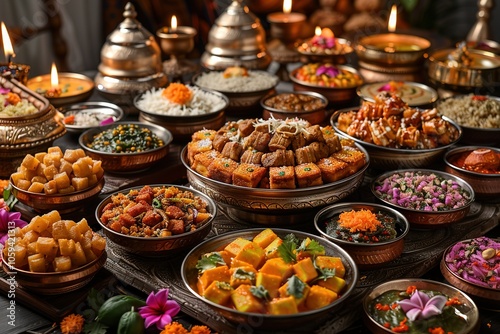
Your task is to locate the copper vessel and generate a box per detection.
[201,0,271,70]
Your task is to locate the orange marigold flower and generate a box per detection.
[5,92,21,105]
[160,321,189,334]
[162,83,192,105]
[190,325,212,334]
[60,314,85,334]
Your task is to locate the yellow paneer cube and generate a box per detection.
[70,242,87,267]
[30,215,50,233]
[28,253,46,272]
[315,256,345,278]
[252,228,278,249]
[203,281,233,306]
[268,296,299,315]
[197,265,231,295]
[53,256,72,272]
[58,239,76,256]
[259,257,293,283]
[229,266,256,288]
[264,237,283,259]
[35,237,57,256]
[305,285,338,310]
[255,272,282,299]
[91,234,106,254]
[234,242,266,269]
[278,276,310,309]
[230,284,265,313]
[22,230,39,244]
[11,244,28,268]
[293,257,318,283]
[223,237,251,258]
[317,275,346,294]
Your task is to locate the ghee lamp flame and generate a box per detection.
[171,15,177,30]
[283,0,292,14]
[315,26,322,36]
[388,5,397,32]
[50,62,59,88]
[1,22,15,63]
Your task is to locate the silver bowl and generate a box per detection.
[79,121,173,173]
[181,228,359,331]
[371,169,475,229]
[331,107,462,170]
[314,202,409,269]
[95,184,217,257]
[443,146,500,200]
[363,279,479,334]
[59,101,124,134]
[181,144,369,225]
[357,81,438,108]
[1,250,106,295]
[134,88,228,141]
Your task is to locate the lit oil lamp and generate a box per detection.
[0,22,30,84]
[355,5,431,66]
[267,0,305,80]
[27,62,94,107]
[297,26,353,64]
[156,15,198,81]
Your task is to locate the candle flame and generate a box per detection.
[315,26,321,36]
[283,0,292,14]
[1,22,14,61]
[50,62,59,87]
[171,15,177,30]
[388,5,397,32]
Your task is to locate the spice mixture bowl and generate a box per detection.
[260,91,329,124]
[79,121,173,173]
[289,64,363,106]
[59,101,124,135]
[363,279,479,334]
[443,146,500,200]
[371,169,475,229]
[181,228,359,331]
[134,85,228,141]
[95,184,217,257]
[440,237,500,309]
[314,202,409,269]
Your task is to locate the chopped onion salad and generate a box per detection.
[373,171,472,211]
[445,237,499,289]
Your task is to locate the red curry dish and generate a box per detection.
[448,148,500,174]
[99,185,212,237]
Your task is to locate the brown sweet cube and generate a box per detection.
[207,158,239,184]
[317,157,351,182]
[232,163,267,188]
[192,150,221,177]
[269,166,296,189]
[330,147,366,174]
[187,138,214,164]
[294,163,323,188]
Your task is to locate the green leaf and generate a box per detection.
[152,198,162,209]
[277,238,297,263]
[315,267,336,282]
[301,239,325,256]
[196,252,226,272]
[233,268,255,281]
[287,275,306,299]
[83,321,108,334]
[86,288,106,313]
[250,285,270,301]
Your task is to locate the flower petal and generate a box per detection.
[156,312,174,330]
[143,314,161,329]
[154,289,170,306]
[145,291,161,310]
[405,308,422,322]
[164,300,181,316]
[398,299,420,312]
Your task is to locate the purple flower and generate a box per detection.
[138,288,181,330]
[0,209,27,246]
[398,289,447,321]
[316,65,340,78]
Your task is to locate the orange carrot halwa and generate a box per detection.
[162,83,192,105]
[338,209,381,232]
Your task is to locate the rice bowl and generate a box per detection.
[193,70,279,93]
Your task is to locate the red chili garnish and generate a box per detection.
[406,285,417,295]
[428,327,446,334]
[383,322,391,328]
[391,318,409,332]
[471,95,487,101]
[445,297,461,306]
[375,303,391,311]
[391,303,398,309]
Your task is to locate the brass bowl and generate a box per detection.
[192,70,279,116]
[1,250,106,295]
[314,202,409,269]
[371,169,475,229]
[435,94,500,146]
[289,65,363,106]
[363,279,480,334]
[181,145,369,226]
[355,33,431,66]
[330,108,462,170]
[357,81,438,108]
[59,101,124,134]
[181,228,359,331]
[95,184,217,257]
[79,121,173,173]
[296,38,354,64]
[440,237,500,309]
[443,146,500,200]
[134,87,228,141]
[10,175,105,214]
[427,47,500,93]
[0,77,66,178]
[261,91,329,124]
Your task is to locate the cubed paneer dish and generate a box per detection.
[2,210,106,272]
[194,228,348,314]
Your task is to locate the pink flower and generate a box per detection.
[316,65,340,78]
[139,288,181,330]
[0,208,27,246]
[398,289,447,321]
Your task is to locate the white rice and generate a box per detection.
[0,95,38,117]
[194,71,279,93]
[136,85,226,116]
[67,111,114,127]
[436,94,500,128]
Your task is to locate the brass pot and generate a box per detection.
[95,2,168,110]
[201,0,271,70]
